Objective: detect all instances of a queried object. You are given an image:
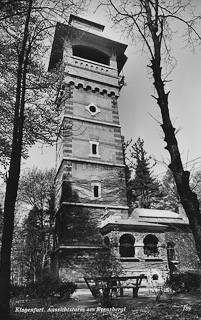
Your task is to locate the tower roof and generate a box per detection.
[69,14,105,33]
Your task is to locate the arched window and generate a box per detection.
[144,234,159,257]
[167,242,176,261]
[73,45,110,65]
[152,274,158,280]
[104,236,110,248]
[119,234,135,257]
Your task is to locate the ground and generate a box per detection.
[11,288,201,319]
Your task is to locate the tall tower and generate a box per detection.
[49,15,128,281]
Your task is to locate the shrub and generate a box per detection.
[59,281,77,299]
[24,276,77,299]
[10,285,25,297]
[25,276,57,298]
[166,272,201,292]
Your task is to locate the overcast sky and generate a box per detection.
[22,1,201,180]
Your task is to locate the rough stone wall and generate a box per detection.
[165,229,199,272]
[55,249,110,284]
[102,230,168,279]
[100,228,199,279]
[63,163,127,206]
[55,205,103,246]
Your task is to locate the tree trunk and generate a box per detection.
[150,36,201,262]
[0,146,22,319]
[0,1,32,318]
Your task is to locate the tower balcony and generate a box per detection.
[66,56,120,88]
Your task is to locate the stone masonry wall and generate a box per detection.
[165,230,199,272]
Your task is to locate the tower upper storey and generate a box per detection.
[49,14,127,91]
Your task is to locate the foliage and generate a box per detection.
[10,285,25,298]
[159,169,180,212]
[0,18,63,166]
[0,1,88,318]
[166,272,201,293]
[191,170,201,208]
[12,167,56,283]
[18,166,55,214]
[160,169,179,211]
[25,279,77,299]
[81,250,122,305]
[126,137,162,208]
[10,277,77,299]
[83,250,122,279]
[59,281,77,300]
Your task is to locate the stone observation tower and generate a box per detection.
[49,15,128,281]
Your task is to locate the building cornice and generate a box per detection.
[60,201,129,210]
[51,245,105,255]
[63,115,121,128]
[55,157,125,181]
[64,72,120,96]
[62,157,125,167]
[100,222,167,234]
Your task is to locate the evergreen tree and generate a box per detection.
[159,169,180,212]
[127,137,162,208]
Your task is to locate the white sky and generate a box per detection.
[22,1,201,180]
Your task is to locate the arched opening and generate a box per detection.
[152,274,158,281]
[104,236,110,248]
[73,45,110,65]
[144,234,159,257]
[167,242,176,262]
[119,234,135,257]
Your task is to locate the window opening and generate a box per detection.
[92,144,97,155]
[167,242,176,261]
[94,185,99,197]
[152,274,158,281]
[104,236,110,247]
[73,45,110,65]
[119,234,135,257]
[91,182,101,199]
[144,234,159,257]
[86,103,100,116]
[89,105,96,113]
[89,141,100,158]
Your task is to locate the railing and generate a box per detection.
[72,55,117,76]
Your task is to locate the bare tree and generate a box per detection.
[0,1,88,318]
[100,0,201,263]
[17,167,55,281]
